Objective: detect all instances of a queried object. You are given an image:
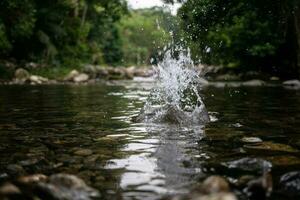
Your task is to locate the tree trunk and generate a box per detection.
[81,3,88,27]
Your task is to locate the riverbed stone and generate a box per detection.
[279,171,300,196]
[242,79,266,87]
[6,164,25,176]
[223,157,272,174]
[0,183,21,196]
[74,149,93,156]
[241,137,263,143]
[201,176,230,194]
[244,141,299,153]
[243,173,273,199]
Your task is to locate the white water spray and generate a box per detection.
[136,46,209,125]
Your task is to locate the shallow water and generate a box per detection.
[0,80,300,199]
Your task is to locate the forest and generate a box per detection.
[0,0,299,79]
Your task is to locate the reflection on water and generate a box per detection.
[0,80,300,199]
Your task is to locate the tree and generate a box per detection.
[168,0,300,78]
[117,7,176,66]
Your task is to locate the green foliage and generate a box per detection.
[178,0,300,77]
[0,0,128,69]
[118,8,175,66]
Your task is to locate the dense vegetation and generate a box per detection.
[1,0,300,79]
[166,0,300,78]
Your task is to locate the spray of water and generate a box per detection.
[136,46,210,125]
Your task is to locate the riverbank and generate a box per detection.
[1,63,300,89]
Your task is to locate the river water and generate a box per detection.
[0,79,300,199]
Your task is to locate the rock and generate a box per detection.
[12,174,100,200]
[29,75,49,84]
[279,171,300,196]
[265,155,300,166]
[73,73,89,83]
[193,193,237,200]
[0,183,21,195]
[223,158,272,174]
[241,137,263,143]
[6,164,25,176]
[215,74,240,81]
[17,174,47,184]
[283,79,300,89]
[35,174,100,200]
[201,176,230,194]
[242,80,266,87]
[244,141,299,153]
[14,68,30,80]
[64,70,80,81]
[74,149,93,156]
[243,173,273,199]
[270,76,280,81]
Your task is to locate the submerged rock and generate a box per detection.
[223,158,272,174]
[244,141,299,153]
[74,149,93,156]
[279,171,300,196]
[241,137,263,143]
[242,80,266,87]
[243,173,273,199]
[7,173,101,200]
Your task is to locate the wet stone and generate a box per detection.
[241,137,263,143]
[244,141,299,153]
[201,176,230,194]
[223,158,272,174]
[6,164,25,176]
[243,173,273,200]
[0,183,21,195]
[73,149,93,156]
[279,171,300,196]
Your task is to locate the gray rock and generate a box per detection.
[279,171,300,196]
[223,158,272,174]
[283,80,300,89]
[35,174,100,200]
[241,137,263,143]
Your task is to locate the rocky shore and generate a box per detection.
[1,64,300,90]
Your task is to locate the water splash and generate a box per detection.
[136,47,209,125]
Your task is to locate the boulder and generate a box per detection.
[201,176,230,194]
[73,73,89,83]
[14,68,30,81]
[29,75,49,84]
[64,70,80,81]
[283,80,300,89]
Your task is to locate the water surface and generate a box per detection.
[0,80,300,199]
